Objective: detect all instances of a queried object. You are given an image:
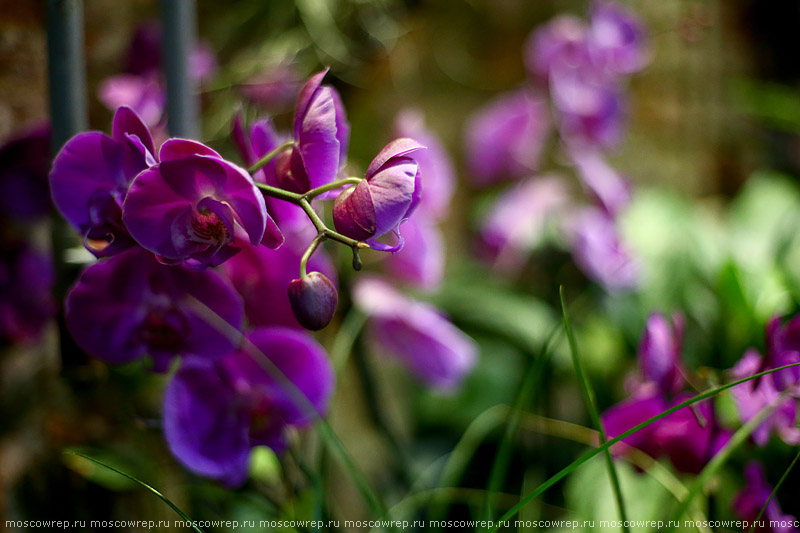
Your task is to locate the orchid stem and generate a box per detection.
[247,140,294,174]
[303,177,363,201]
[300,234,327,278]
[254,183,371,266]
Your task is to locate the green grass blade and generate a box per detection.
[749,447,800,533]
[482,322,561,524]
[64,450,205,533]
[186,296,391,526]
[560,287,629,533]
[666,390,792,531]
[489,361,800,532]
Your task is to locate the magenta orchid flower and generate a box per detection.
[50,106,155,258]
[639,312,686,397]
[464,89,550,186]
[733,463,798,532]
[122,139,282,268]
[333,138,425,252]
[272,69,349,193]
[65,248,244,373]
[587,1,650,76]
[163,327,334,485]
[353,277,477,390]
[525,15,591,82]
[570,207,638,290]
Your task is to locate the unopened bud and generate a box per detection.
[274,146,310,194]
[288,271,338,331]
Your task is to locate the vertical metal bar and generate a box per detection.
[160,0,200,138]
[45,0,88,153]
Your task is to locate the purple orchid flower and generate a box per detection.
[272,69,349,194]
[333,138,425,252]
[569,147,631,216]
[65,248,244,372]
[464,89,550,186]
[352,277,477,390]
[98,73,166,130]
[765,315,800,391]
[382,214,445,292]
[239,63,302,111]
[638,312,686,397]
[570,207,638,290]
[232,113,315,240]
[394,109,455,221]
[0,124,52,221]
[0,243,55,344]
[550,64,625,149]
[122,138,282,268]
[50,106,155,258]
[222,238,336,330]
[479,176,570,274]
[733,462,798,533]
[524,15,591,82]
[730,349,800,447]
[602,393,729,474]
[163,327,334,485]
[587,1,650,76]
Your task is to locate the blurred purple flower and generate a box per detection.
[524,15,591,81]
[733,462,798,533]
[353,277,477,390]
[222,238,336,330]
[479,176,569,274]
[587,1,649,76]
[0,243,55,344]
[570,207,638,290]
[569,147,631,215]
[464,89,550,187]
[550,64,625,149]
[65,248,243,372]
[333,138,425,252]
[765,315,800,391]
[98,74,166,130]
[122,138,281,268]
[239,63,302,111]
[232,113,314,240]
[395,109,455,220]
[0,124,51,221]
[164,327,334,485]
[273,69,349,194]
[730,349,800,447]
[50,106,155,258]
[382,214,445,292]
[100,22,217,132]
[602,393,729,474]
[638,312,686,397]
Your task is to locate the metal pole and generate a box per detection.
[160,0,200,138]
[45,0,88,153]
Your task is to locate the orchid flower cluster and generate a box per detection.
[47,67,446,484]
[602,312,800,527]
[466,1,646,289]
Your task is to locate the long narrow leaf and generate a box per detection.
[64,450,205,533]
[489,361,800,531]
[560,287,629,532]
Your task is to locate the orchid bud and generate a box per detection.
[273,146,310,194]
[287,272,338,331]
